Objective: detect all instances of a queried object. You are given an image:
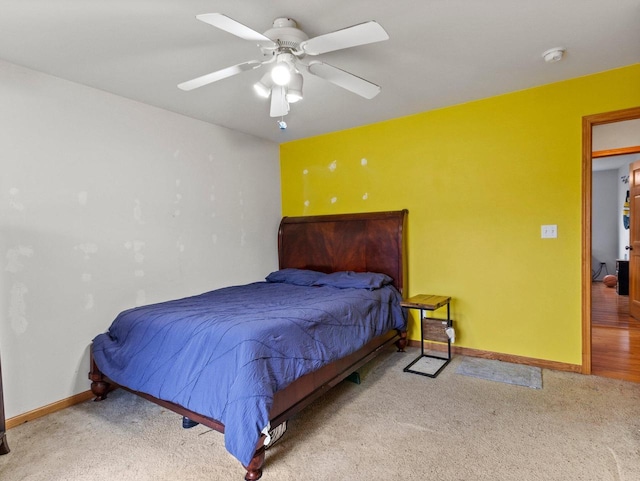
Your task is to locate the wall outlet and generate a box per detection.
[541,224,558,238]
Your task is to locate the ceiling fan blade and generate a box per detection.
[300,21,389,55]
[307,61,381,99]
[178,61,262,91]
[270,86,290,117]
[196,13,276,49]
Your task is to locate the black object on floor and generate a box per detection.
[182,417,200,429]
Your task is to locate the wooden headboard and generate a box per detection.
[278,210,408,295]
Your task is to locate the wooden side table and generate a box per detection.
[401,294,453,378]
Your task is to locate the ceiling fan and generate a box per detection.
[178,14,389,119]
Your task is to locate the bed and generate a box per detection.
[89,209,408,480]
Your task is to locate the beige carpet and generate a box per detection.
[2,349,640,481]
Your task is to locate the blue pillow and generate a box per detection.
[312,271,393,290]
[265,268,325,286]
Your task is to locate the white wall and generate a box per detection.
[592,170,618,277]
[593,119,640,151]
[0,60,281,419]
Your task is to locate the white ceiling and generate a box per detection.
[1,0,639,144]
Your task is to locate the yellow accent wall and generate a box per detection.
[280,64,640,366]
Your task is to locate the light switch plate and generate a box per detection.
[541,224,557,238]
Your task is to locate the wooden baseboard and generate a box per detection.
[408,340,582,373]
[7,343,582,429]
[6,390,95,429]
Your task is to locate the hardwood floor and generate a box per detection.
[591,281,640,382]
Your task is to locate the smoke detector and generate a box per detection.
[542,47,566,63]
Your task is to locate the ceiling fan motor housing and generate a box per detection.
[262,18,309,54]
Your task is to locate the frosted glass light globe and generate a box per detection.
[271,62,291,86]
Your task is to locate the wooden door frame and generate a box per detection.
[582,106,640,374]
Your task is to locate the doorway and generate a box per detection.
[582,106,640,380]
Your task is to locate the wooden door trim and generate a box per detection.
[582,106,640,374]
[593,145,640,158]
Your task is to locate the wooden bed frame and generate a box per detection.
[89,209,408,480]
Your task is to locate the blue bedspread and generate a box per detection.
[92,281,406,466]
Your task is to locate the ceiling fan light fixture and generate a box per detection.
[253,72,273,98]
[286,72,303,103]
[253,82,270,98]
[271,61,292,86]
[286,90,303,103]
